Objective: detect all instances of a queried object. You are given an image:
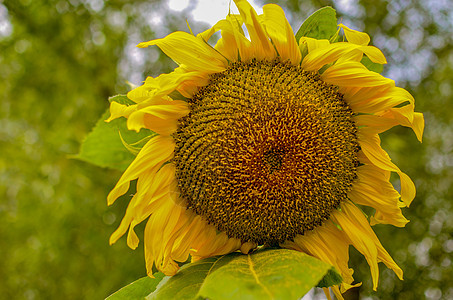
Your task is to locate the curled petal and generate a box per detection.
[351,164,409,227]
[381,104,425,142]
[127,99,190,134]
[262,4,301,64]
[358,131,416,206]
[302,42,386,72]
[190,229,242,261]
[345,86,414,114]
[331,201,403,290]
[138,31,228,73]
[299,37,330,52]
[339,24,370,46]
[144,198,192,276]
[107,136,175,205]
[106,101,137,122]
[281,220,359,294]
[322,61,394,87]
[128,67,208,104]
[234,0,276,60]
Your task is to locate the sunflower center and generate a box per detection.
[263,148,284,174]
[173,59,359,245]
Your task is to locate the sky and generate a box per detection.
[168,0,263,25]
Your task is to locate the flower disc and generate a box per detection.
[173,59,359,244]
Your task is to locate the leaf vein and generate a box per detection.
[206,254,227,276]
[247,255,273,299]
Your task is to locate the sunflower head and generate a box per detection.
[174,59,360,245]
[105,0,424,297]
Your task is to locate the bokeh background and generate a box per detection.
[1,0,451,299]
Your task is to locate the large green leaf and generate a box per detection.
[147,254,241,300]
[197,249,338,300]
[295,7,338,42]
[106,272,165,300]
[74,95,155,171]
[147,249,341,300]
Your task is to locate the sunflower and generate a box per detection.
[106,0,424,297]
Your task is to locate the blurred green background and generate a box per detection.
[1,0,451,299]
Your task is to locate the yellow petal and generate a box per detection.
[282,221,356,288]
[226,16,256,61]
[234,0,276,60]
[132,164,177,219]
[360,45,387,64]
[302,42,351,71]
[349,187,409,227]
[126,219,140,249]
[355,107,423,142]
[347,87,414,114]
[350,165,409,227]
[339,24,370,46]
[323,287,334,300]
[339,282,362,294]
[107,136,175,205]
[412,112,425,142]
[128,67,209,104]
[127,83,152,104]
[299,37,330,52]
[348,202,404,278]
[302,42,386,72]
[353,114,399,134]
[190,229,241,261]
[170,214,206,262]
[109,192,139,246]
[138,31,227,73]
[332,201,403,290]
[106,101,137,122]
[139,100,189,119]
[127,99,190,133]
[358,131,416,206]
[398,171,416,207]
[332,208,379,289]
[144,198,190,276]
[200,13,255,62]
[144,116,179,136]
[198,19,243,62]
[161,213,199,268]
[336,48,363,64]
[340,85,391,106]
[240,241,257,254]
[109,162,177,248]
[262,4,301,64]
[381,104,425,142]
[321,61,394,87]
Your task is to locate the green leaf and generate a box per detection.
[361,56,384,73]
[109,94,135,105]
[106,272,165,300]
[316,267,343,288]
[198,249,334,300]
[147,249,338,300]
[147,254,242,300]
[74,95,155,171]
[295,7,338,42]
